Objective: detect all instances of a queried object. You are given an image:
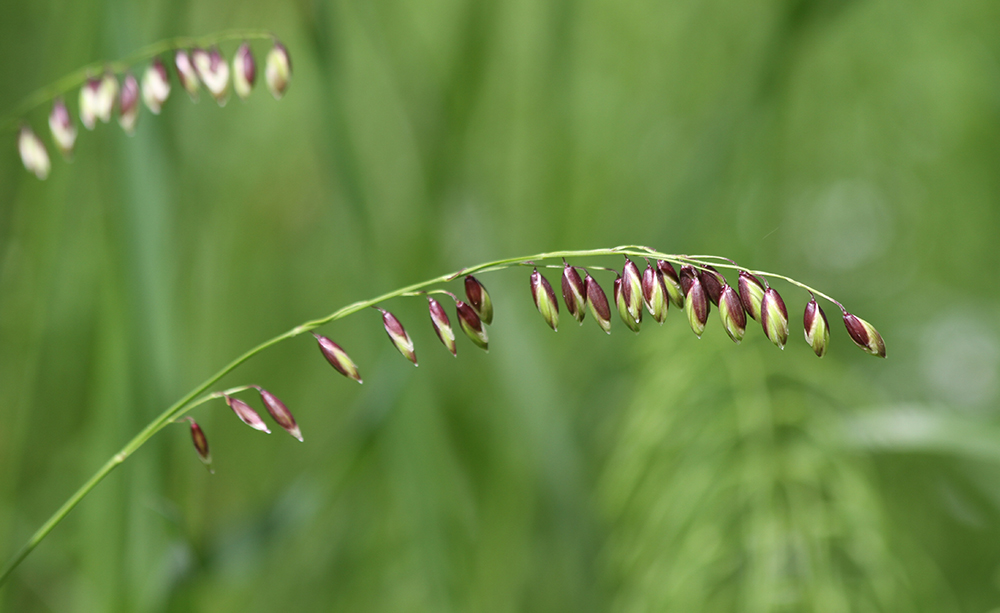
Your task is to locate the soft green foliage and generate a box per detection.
[2,0,1000,611]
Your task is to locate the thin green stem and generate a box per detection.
[0,246,837,585]
[0,29,275,133]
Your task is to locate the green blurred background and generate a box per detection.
[2,0,1000,610]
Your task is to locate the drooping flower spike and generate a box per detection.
[1,246,893,584]
[10,36,294,180]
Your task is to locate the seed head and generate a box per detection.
[118,73,140,136]
[48,98,77,158]
[842,312,886,358]
[379,307,418,365]
[97,73,119,124]
[584,273,612,334]
[193,47,230,105]
[186,417,213,473]
[656,260,685,308]
[641,264,668,324]
[141,58,171,114]
[530,268,560,331]
[561,263,586,324]
[254,386,302,441]
[760,287,789,348]
[313,333,363,383]
[699,265,724,306]
[265,41,292,99]
[614,275,641,333]
[738,271,766,322]
[232,42,256,100]
[683,273,709,338]
[464,275,493,325]
[456,300,489,351]
[174,50,200,100]
[224,394,271,433]
[718,284,747,343]
[427,297,457,356]
[18,126,50,180]
[803,298,830,357]
[622,258,643,324]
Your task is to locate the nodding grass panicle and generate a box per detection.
[7,33,290,180]
[0,246,889,584]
